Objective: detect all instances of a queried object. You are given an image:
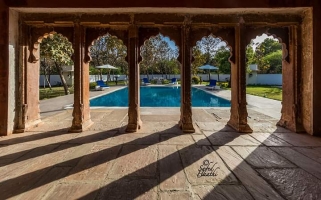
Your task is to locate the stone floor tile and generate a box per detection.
[68,130,117,144]
[293,147,321,164]
[270,147,321,180]
[205,109,231,121]
[141,115,180,122]
[192,135,212,146]
[192,185,254,200]
[56,143,95,167]
[64,144,121,181]
[102,109,128,122]
[258,168,321,200]
[232,146,295,168]
[98,178,158,200]
[249,133,292,146]
[249,122,291,133]
[192,109,217,122]
[272,132,321,146]
[108,145,158,178]
[44,182,101,200]
[159,145,188,191]
[204,131,261,146]
[215,146,284,200]
[16,167,71,200]
[160,134,195,145]
[178,145,238,185]
[0,144,58,181]
[160,191,193,200]
[109,133,159,145]
[196,122,235,132]
[88,122,123,131]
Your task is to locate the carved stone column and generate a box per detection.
[126,25,142,132]
[69,24,93,132]
[179,25,195,133]
[277,25,304,132]
[227,23,252,133]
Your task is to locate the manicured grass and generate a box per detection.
[39,87,74,100]
[246,85,282,101]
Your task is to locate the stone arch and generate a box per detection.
[245,26,289,62]
[190,27,234,64]
[85,28,128,63]
[28,27,74,63]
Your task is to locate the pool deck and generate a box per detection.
[1,86,320,200]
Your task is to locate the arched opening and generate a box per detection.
[22,31,75,132]
[87,33,129,109]
[192,34,232,129]
[246,33,283,131]
[139,33,181,107]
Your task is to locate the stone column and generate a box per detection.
[69,24,93,132]
[227,24,252,133]
[126,25,142,132]
[179,25,195,133]
[277,25,304,132]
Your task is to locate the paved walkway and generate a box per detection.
[1,86,320,200]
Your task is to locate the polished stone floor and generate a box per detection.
[1,107,321,200]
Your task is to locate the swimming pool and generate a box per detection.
[90,86,231,107]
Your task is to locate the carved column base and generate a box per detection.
[179,121,195,133]
[125,120,142,133]
[15,119,43,133]
[69,119,94,133]
[277,119,305,133]
[227,120,253,133]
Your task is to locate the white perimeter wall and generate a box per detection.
[40,73,282,86]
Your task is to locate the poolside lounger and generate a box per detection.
[96,80,110,90]
[206,79,219,90]
[171,78,178,85]
[142,78,151,85]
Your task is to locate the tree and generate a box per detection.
[140,34,179,78]
[192,35,231,82]
[262,50,282,73]
[40,33,73,95]
[214,47,231,74]
[254,38,282,73]
[90,34,128,80]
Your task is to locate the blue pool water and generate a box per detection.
[90,87,230,107]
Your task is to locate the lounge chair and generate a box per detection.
[171,78,178,85]
[206,79,219,90]
[96,80,109,90]
[142,78,151,85]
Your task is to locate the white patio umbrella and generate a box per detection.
[198,64,219,80]
[95,64,118,81]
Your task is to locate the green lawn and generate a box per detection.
[245,85,282,101]
[39,87,74,100]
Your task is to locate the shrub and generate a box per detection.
[89,82,97,89]
[192,76,200,84]
[162,79,169,84]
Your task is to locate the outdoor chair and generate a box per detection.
[96,80,110,90]
[206,79,220,90]
[171,78,178,85]
[142,78,151,85]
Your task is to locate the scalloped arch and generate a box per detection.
[29,31,73,63]
[192,34,233,64]
[139,33,180,62]
[87,32,127,64]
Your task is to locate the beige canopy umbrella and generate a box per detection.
[95,64,118,81]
